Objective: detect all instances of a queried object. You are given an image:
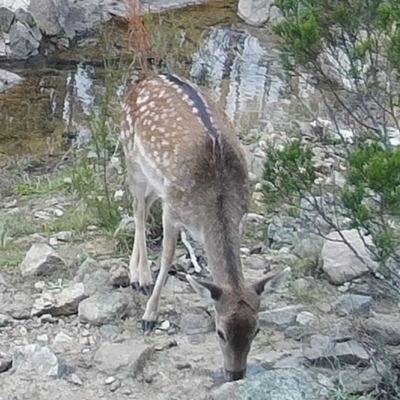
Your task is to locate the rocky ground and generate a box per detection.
[1,137,400,400]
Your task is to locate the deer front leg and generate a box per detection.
[142,208,176,332]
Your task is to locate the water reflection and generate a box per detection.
[62,63,97,143]
[0,26,290,156]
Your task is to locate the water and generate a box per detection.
[0,0,299,157]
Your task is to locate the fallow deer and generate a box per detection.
[120,73,290,381]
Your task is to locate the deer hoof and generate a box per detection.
[140,285,154,296]
[142,319,157,332]
[131,282,140,291]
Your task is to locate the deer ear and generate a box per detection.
[186,275,222,301]
[253,267,291,296]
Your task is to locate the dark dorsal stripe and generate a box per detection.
[163,74,221,142]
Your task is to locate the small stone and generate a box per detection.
[53,208,64,217]
[34,281,46,291]
[159,320,170,331]
[34,210,52,220]
[70,373,83,386]
[105,376,115,385]
[109,379,121,392]
[20,243,66,277]
[296,311,315,326]
[54,231,72,242]
[176,362,192,370]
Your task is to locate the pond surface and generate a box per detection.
[0,0,305,157]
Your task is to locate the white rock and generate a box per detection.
[159,320,171,331]
[296,311,315,326]
[237,0,282,26]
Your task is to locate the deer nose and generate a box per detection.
[224,369,246,381]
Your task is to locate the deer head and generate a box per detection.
[187,267,290,381]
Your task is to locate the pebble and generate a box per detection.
[159,320,171,331]
[109,379,121,392]
[105,376,115,385]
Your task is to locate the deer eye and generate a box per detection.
[217,330,226,342]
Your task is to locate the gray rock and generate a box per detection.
[0,351,12,373]
[94,341,152,377]
[20,243,65,277]
[293,233,324,260]
[259,305,303,331]
[267,216,297,248]
[333,294,373,316]
[13,343,61,378]
[28,0,70,36]
[74,257,111,296]
[0,68,23,93]
[209,367,330,400]
[0,7,15,33]
[31,282,88,317]
[296,311,315,326]
[28,0,90,40]
[0,313,11,327]
[9,20,40,59]
[2,291,32,319]
[53,231,72,242]
[237,0,283,27]
[78,292,130,326]
[321,230,379,285]
[365,314,400,345]
[303,335,372,366]
[52,331,76,352]
[180,312,215,335]
[108,260,130,287]
[15,8,35,26]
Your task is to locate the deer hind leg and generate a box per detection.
[142,207,177,331]
[128,179,158,296]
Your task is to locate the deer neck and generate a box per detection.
[202,201,245,287]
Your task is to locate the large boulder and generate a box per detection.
[321,229,379,285]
